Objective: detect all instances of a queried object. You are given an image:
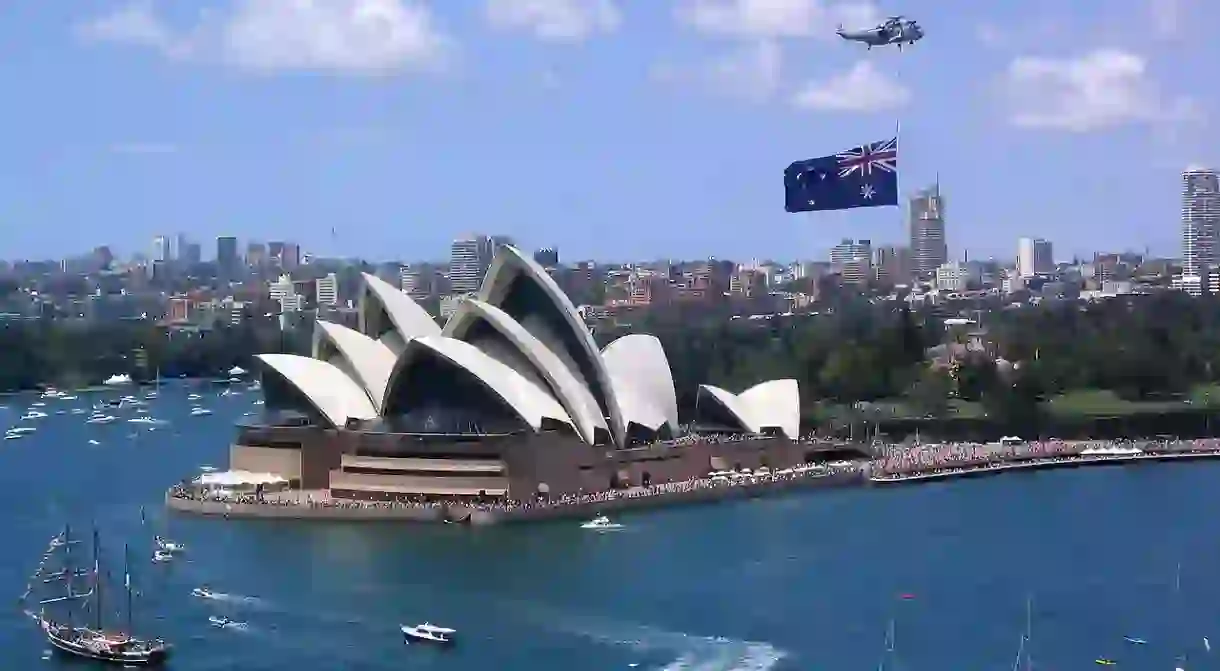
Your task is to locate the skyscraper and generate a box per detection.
[909,182,947,276]
[216,236,239,277]
[1182,168,1220,278]
[151,236,170,262]
[449,234,491,294]
[1017,238,1053,278]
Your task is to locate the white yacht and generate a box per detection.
[86,413,117,425]
[21,410,47,421]
[152,549,174,563]
[189,407,213,417]
[102,373,132,386]
[191,586,216,599]
[579,515,624,530]
[402,623,456,645]
[208,616,244,629]
[187,393,202,401]
[155,536,185,553]
[127,417,162,425]
[5,427,35,440]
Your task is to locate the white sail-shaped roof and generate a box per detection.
[359,272,440,350]
[256,353,378,428]
[479,245,627,444]
[697,379,800,439]
[601,334,678,434]
[312,320,397,412]
[383,336,574,434]
[445,298,608,444]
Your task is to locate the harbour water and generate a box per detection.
[2,383,1220,670]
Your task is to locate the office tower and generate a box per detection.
[449,234,491,294]
[874,245,913,284]
[183,242,202,265]
[268,241,284,261]
[151,236,170,262]
[830,239,871,285]
[216,236,239,275]
[315,273,338,306]
[909,182,947,275]
[173,233,190,261]
[1016,237,1054,278]
[280,243,301,271]
[269,274,295,302]
[399,265,430,299]
[246,242,266,267]
[533,247,559,268]
[1182,168,1220,278]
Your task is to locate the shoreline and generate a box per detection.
[165,447,1220,524]
[869,449,1220,484]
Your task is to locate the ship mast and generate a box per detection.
[93,527,103,632]
[124,544,133,635]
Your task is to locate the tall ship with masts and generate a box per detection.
[18,526,171,666]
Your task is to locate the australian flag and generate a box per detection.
[784,137,898,213]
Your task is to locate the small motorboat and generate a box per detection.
[208,616,243,629]
[155,536,184,553]
[579,515,624,530]
[189,407,213,417]
[1095,659,1117,666]
[191,586,215,599]
[402,623,456,645]
[152,549,174,563]
[1123,636,1147,644]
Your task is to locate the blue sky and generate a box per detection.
[0,0,1212,263]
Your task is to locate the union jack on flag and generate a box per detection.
[783,136,899,213]
[837,137,898,178]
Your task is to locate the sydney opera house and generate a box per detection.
[230,245,815,501]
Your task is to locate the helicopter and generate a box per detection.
[836,15,924,50]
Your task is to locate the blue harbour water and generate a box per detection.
[2,383,1220,670]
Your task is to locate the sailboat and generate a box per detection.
[877,617,898,671]
[1012,596,1032,671]
[18,526,171,666]
[1174,563,1186,671]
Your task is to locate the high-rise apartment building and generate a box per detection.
[533,247,559,268]
[1182,168,1220,279]
[1016,237,1054,278]
[909,183,947,276]
[449,234,491,294]
[315,273,338,307]
[874,245,913,284]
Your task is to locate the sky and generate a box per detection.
[0,0,1214,264]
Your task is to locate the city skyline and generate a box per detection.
[0,1,1211,261]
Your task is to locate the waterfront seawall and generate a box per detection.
[165,469,864,524]
[870,449,1220,485]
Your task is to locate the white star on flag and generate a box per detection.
[861,184,875,199]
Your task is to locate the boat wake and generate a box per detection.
[543,612,787,671]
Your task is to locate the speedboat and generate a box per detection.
[152,549,174,563]
[155,537,184,553]
[208,616,243,629]
[402,623,455,645]
[1123,636,1147,644]
[1095,659,1117,666]
[189,407,212,417]
[86,413,117,424]
[191,587,215,599]
[579,515,624,530]
[21,410,47,421]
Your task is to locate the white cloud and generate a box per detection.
[674,0,878,40]
[76,0,453,76]
[1000,49,1197,132]
[791,61,909,112]
[485,0,620,42]
[652,41,782,102]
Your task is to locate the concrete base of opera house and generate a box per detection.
[164,468,866,525]
[209,423,870,501]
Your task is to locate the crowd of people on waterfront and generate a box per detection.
[869,438,1220,480]
[166,437,1220,518]
[167,460,859,516]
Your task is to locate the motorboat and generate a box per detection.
[102,374,132,386]
[187,393,202,401]
[1123,636,1147,644]
[579,515,624,530]
[191,587,215,599]
[402,623,456,645]
[154,537,184,554]
[152,550,174,563]
[1095,659,1116,666]
[86,414,118,425]
[128,417,163,425]
[189,407,213,417]
[208,616,243,629]
[21,410,47,421]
